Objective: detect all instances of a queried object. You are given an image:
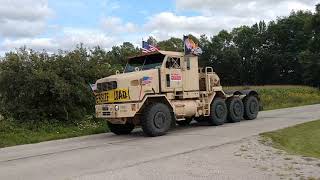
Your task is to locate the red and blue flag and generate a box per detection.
[142,41,159,53]
[142,76,153,85]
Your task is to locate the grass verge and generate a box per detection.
[0,117,107,148]
[226,85,320,110]
[261,120,320,158]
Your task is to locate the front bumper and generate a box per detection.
[95,103,140,119]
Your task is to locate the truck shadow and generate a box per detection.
[128,119,257,137]
[128,121,219,137]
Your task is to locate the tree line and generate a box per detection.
[0,4,319,123]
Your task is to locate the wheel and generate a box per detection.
[243,96,259,120]
[208,97,227,126]
[227,97,244,123]
[107,122,135,135]
[141,103,173,137]
[176,118,192,126]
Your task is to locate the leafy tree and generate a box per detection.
[107,42,140,66]
[157,37,183,51]
[147,36,158,46]
[298,4,320,87]
[298,51,320,86]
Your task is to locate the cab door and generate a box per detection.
[160,56,183,92]
[182,56,199,91]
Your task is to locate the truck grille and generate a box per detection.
[102,112,111,116]
[97,81,117,92]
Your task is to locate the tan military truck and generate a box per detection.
[94,51,260,136]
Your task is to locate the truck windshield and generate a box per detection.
[124,54,165,73]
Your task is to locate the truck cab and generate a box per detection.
[95,51,260,136]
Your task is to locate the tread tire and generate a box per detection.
[208,97,227,126]
[243,96,259,120]
[227,97,244,123]
[141,103,172,137]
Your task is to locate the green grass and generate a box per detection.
[261,120,320,158]
[226,85,320,110]
[0,117,107,148]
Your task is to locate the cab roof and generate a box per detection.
[128,50,185,59]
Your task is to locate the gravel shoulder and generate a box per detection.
[235,136,320,180]
[76,136,320,180]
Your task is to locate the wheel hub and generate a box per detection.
[216,104,225,118]
[233,102,242,116]
[154,112,166,129]
[249,101,258,114]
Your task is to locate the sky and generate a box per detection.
[0,0,318,54]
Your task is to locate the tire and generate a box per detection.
[208,97,227,126]
[243,96,259,120]
[141,103,172,137]
[107,122,135,135]
[227,97,244,123]
[176,118,192,126]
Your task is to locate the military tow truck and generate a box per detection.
[94,51,260,136]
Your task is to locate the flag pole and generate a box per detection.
[141,38,143,54]
[183,35,185,54]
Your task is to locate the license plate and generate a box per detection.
[95,88,130,104]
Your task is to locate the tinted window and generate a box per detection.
[165,57,181,69]
[97,81,117,92]
[124,54,165,73]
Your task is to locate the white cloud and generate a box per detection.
[144,12,256,40]
[1,28,119,52]
[101,17,137,33]
[0,0,52,21]
[176,0,315,15]
[0,20,47,37]
[0,0,318,55]
[176,0,316,20]
[0,0,52,37]
[144,0,317,40]
[2,38,58,51]
[60,28,118,49]
[0,14,141,54]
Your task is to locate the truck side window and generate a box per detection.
[166,57,181,69]
[166,74,170,87]
[186,58,191,70]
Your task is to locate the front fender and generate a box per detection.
[138,94,174,113]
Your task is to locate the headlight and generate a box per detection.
[114,105,120,111]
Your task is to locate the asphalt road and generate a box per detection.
[1,104,320,180]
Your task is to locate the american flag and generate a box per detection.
[142,76,153,85]
[142,41,159,53]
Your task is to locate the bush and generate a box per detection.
[0,47,125,123]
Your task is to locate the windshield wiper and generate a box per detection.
[141,57,147,71]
